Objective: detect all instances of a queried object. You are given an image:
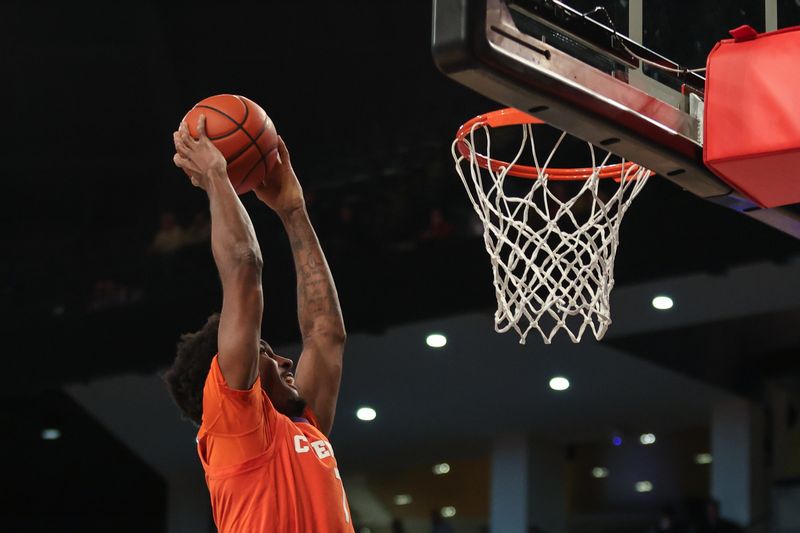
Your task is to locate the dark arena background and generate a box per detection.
[3,1,800,532]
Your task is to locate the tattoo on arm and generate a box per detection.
[285,211,344,339]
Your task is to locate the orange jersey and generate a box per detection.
[197,356,354,533]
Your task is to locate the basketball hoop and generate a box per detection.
[452,108,652,344]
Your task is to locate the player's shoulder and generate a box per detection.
[205,354,262,399]
[299,405,321,428]
[205,354,223,385]
[289,406,328,438]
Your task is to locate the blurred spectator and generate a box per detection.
[391,517,407,533]
[327,203,368,256]
[690,500,742,533]
[468,214,485,238]
[339,205,355,228]
[87,280,141,312]
[184,212,211,245]
[420,208,455,242]
[648,506,682,533]
[430,509,455,533]
[149,212,186,254]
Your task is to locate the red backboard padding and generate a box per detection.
[704,25,800,208]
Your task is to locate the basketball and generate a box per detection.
[183,94,278,195]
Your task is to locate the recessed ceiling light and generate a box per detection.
[651,295,674,310]
[433,462,451,475]
[635,481,653,493]
[694,453,712,465]
[356,407,377,421]
[441,506,457,518]
[426,333,447,348]
[393,494,413,506]
[639,433,656,445]
[549,376,570,391]
[592,467,609,478]
[41,428,61,440]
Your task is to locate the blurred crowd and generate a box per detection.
[360,498,743,533]
[646,500,743,533]
[3,145,479,326]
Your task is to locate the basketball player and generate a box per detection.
[164,116,353,533]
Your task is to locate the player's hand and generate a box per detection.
[253,137,306,217]
[172,115,228,190]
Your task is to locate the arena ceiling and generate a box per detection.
[3,1,798,392]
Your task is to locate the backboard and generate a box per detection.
[432,0,800,238]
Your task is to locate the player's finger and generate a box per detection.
[174,143,193,160]
[174,131,193,155]
[173,131,188,150]
[275,136,289,165]
[178,122,195,146]
[173,153,192,169]
[197,114,208,139]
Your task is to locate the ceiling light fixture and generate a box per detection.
[356,407,377,421]
[639,433,656,445]
[426,333,447,348]
[694,453,712,465]
[549,376,570,391]
[652,295,674,310]
[432,462,451,475]
[41,428,61,440]
[393,494,413,505]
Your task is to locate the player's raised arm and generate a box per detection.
[173,116,263,390]
[254,138,346,435]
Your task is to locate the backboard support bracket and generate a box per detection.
[432,0,800,239]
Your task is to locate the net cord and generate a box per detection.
[452,121,650,343]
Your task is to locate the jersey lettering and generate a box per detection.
[311,440,332,459]
[294,435,309,453]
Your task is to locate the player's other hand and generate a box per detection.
[172,115,227,190]
[253,137,305,216]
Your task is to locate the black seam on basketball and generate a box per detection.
[238,95,271,181]
[205,128,242,141]
[194,106,257,165]
[232,96,267,161]
[197,97,248,126]
[226,118,269,167]
[233,116,271,190]
[234,95,250,126]
[195,104,241,127]
[194,101,249,142]
[251,114,271,179]
[196,100,268,165]
[233,118,270,190]
[194,105,244,145]
[236,155,263,191]
[236,144,277,191]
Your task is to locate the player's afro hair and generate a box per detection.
[163,313,220,426]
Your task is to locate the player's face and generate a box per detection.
[258,340,303,414]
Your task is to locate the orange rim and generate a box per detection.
[455,108,650,181]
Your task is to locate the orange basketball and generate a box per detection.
[183,94,278,194]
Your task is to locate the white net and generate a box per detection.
[452,117,651,344]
